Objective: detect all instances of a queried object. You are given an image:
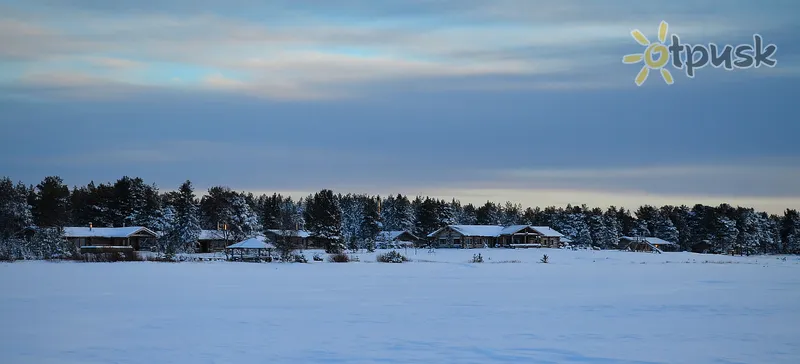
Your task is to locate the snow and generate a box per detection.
[63,226,157,238]
[2,249,799,364]
[531,226,565,237]
[429,225,566,238]
[266,229,312,238]
[198,229,233,241]
[226,236,275,249]
[622,236,679,246]
[376,230,416,241]
[499,225,531,235]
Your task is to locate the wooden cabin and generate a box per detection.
[426,225,565,249]
[64,226,158,252]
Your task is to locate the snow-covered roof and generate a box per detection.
[621,236,679,246]
[499,225,532,235]
[530,226,564,237]
[199,229,235,241]
[377,230,418,241]
[428,225,565,238]
[428,225,504,238]
[227,236,275,249]
[265,229,311,238]
[63,226,157,238]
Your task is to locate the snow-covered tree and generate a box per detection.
[500,202,522,226]
[158,181,202,255]
[781,209,800,254]
[339,194,363,250]
[0,177,33,238]
[588,210,620,249]
[359,197,381,243]
[714,215,739,254]
[553,209,592,246]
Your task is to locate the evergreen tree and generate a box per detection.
[500,202,522,225]
[476,201,500,225]
[437,199,457,226]
[200,186,260,240]
[158,181,202,254]
[459,203,478,225]
[588,208,619,249]
[304,189,343,253]
[339,193,363,247]
[780,209,800,254]
[258,193,283,229]
[31,176,70,227]
[413,197,441,239]
[359,197,381,243]
[714,215,739,254]
[0,177,33,238]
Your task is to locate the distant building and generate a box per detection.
[426,225,565,249]
[197,229,236,253]
[375,230,419,249]
[63,226,158,251]
[620,236,679,253]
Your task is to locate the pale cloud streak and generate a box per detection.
[2,1,795,100]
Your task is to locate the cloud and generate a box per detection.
[3,1,796,100]
[87,57,145,69]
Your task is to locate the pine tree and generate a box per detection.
[458,203,478,225]
[437,199,457,226]
[0,177,33,239]
[714,215,739,254]
[304,189,343,253]
[780,209,800,254]
[257,193,283,229]
[476,201,500,225]
[31,176,71,227]
[339,194,363,247]
[158,181,202,254]
[500,202,522,225]
[359,197,381,244]
[413,197,441,239]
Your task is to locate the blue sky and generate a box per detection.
[1,0,798,213]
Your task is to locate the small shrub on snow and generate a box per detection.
[292,253,308,263]
[540,254,549,264]
[81,251,143,262]
[328,252,351,263]
[377,250,408,263]
[471,253,484,263]
[312,253,324,262]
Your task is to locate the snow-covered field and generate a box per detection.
[2,248,799,364]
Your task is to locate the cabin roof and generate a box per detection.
[377,230,419,241]
[63,226,157,238]
[227,236,275,249]
[198,229,235,241]
[265,229,311,238]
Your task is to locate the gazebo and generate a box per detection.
[225,236,275,261]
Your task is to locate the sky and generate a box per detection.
[1,0,799,214]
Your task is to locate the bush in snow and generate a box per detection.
[291,253,308,263]
[328,252,351,263]
[365,240,376,253]
[377,250,407,263]
[312,253,324,262]
[471,253,484,263]
[540,254,549,264]
[79,251,143,262]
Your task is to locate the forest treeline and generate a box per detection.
[1,175,799,259]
